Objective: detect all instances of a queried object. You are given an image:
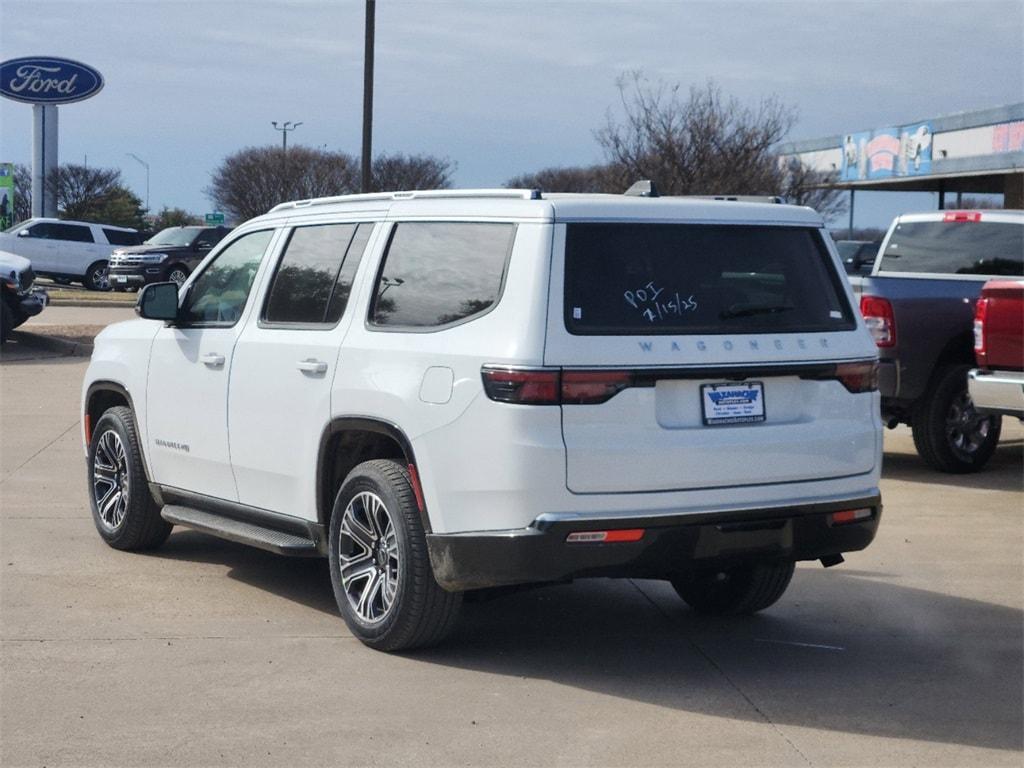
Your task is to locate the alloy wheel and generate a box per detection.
[338,491,400,623]
[945,391,993,460]
[92,430,130,531]
[168,269,188,287]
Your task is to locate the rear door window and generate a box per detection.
[102,228,138,246]
[262,222,373,325]
[369,222,515,328]
[564,223,854,335]
[879,220,1023,276]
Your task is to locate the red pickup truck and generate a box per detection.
[969,279,1024,417]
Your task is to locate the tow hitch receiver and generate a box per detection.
[820,554,845,568]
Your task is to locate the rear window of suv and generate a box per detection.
[879,220,1023,276]
[564,223,855,335]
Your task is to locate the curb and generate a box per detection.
[48,299,136,309]
[6,330,94,357]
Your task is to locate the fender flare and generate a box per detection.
[315,417,431,532]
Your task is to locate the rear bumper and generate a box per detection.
[968,368,1024,417]
[426,495,882,591]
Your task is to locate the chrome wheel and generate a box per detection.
[338,491,399,623]
[92,429,130,531]
[168,268,188,287]
[945,392,994,460]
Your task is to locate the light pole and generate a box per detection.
[126,152,149,212]
[361,0,375,193]
[271,121,302,152]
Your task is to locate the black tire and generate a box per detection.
[911,364,1002,473]
[87,406,172,550]
[165,264,189,287]
[670,560,796,615]
[84,261,111,291]
[328,459,461,651]
[0,296,13,344]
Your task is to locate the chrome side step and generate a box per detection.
[161,505,321,557]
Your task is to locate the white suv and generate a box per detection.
[82,189,883,651]
[0,218,140,290]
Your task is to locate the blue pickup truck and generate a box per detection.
[850,209,1024,473]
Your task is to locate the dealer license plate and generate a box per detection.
[700,381,766,425]
[114,275,128,283]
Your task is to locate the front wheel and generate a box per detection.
[912,364,1002,473]
[84,261,111,292]
[87,406,172,550]
[670,561,796,615]
[166,265,189,287]
[328,459,461,651]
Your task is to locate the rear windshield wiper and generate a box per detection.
[719,303,795,320]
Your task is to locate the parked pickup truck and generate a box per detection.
[969,279,1024,418]
[852,210,1023,473]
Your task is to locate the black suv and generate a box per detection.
[108,226,232,291]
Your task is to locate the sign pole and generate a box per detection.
[32,104,59,217]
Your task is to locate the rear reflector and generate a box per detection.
[566,528,645,543]
[943,211,982,223]
[407,464,426,513]
[831,508,873,525]
[859,295,896,348]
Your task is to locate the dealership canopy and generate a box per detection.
[779,103,1024,209]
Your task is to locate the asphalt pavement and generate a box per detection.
[1,324,1021,767]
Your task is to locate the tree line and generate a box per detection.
[9,73,849,229]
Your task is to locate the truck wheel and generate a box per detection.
[911,364,1002,473]
[670,561,795,615]
[0,297,12,344]
[84,261,111,291]
[328,459,461,651]
[87,406,172,550]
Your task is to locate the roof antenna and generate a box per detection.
[624,180,659,197]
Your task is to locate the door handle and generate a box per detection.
[200,353,225,367]
[296,358,328,374]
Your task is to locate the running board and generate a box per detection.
[161,505,322,557]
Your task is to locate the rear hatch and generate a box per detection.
[545,220,877,494]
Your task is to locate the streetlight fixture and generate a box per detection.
[271,121,303,152]
[126,152,150,211]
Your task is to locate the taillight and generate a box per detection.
[482,367,639,405]
[481,367,560,405]
[831,508,873,525]
[943,211,982,223]
[561,371,635,405]
[974,296,989,361]
[834,360,879,393]
[860,295,896,348]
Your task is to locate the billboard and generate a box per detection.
[841,122,933,181]
[0,164,13,230]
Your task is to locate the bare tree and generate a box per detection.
[597,73,797,196]
[207,146,360,221]
[780,158,847,219]
[151,206,202,230]
[371,153,454,192]
[504,163,625,193]
[12,164,31,224]
[30,164,148,228]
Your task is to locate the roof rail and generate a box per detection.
[687,195,785,204]
[268,188,542,213]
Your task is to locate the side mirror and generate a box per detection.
[196,241,213,251]
[136,282,179,322]
[17,229,29,237]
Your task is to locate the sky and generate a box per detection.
[1,0,1022,228]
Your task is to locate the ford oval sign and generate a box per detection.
[0,57,104,105]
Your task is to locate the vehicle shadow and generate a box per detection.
[882,437,1023,491]
[155,530,1022,753]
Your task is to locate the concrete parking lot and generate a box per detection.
[1,324,1021,767]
